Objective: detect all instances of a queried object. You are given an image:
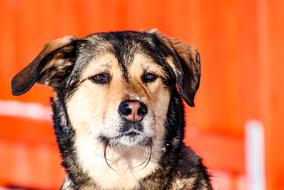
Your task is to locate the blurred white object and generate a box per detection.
[0,100,51,120]
[245,120,266,190]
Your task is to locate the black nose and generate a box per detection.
[118,100,148,122]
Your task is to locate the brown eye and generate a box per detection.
[142,72,158,83]
[90,72,111,84]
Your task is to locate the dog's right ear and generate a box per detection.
[148,29,201,107]
[11,35,78,96]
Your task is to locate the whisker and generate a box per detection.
[134,145,150,168]
[103,141,117,172]
[140,144,152,170]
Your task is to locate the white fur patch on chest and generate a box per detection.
[75,136,162,190]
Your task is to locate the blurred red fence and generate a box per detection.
[0,0,283,189]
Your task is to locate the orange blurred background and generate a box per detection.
[0,0,283,189]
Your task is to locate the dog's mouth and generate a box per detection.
[123,130,140,137]
[99,129,152,147]
[99,121,153,146]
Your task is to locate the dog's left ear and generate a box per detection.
[149,30,201,107]
[11,35,78,96]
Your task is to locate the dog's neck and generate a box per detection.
[51,88,185,189]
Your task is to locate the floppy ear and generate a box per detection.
[11,35,77,96]
[149,30,201,107]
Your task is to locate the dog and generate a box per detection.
[11,30,212,190]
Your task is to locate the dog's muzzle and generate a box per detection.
[98,100,150,147]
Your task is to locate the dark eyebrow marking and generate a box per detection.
[112,44,129,80]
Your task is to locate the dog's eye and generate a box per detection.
[142,72,158,83]
[90,72,111,84]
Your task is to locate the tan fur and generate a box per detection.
[171,177,196,190]
[166,56,181,79]
[66,52,170,189]
[44,35,76,53]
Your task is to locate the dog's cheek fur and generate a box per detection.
[51,97,95,189]
[127,53,171,139]
[66,81,108,137]
[146,81,170,138]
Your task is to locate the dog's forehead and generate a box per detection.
[80,50,165,80]
[83,31,153,53]
[85,32,156,58]
[77,31,167,78]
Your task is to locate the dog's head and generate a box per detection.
[12,30,200,149]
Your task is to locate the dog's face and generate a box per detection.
[67,45,172,147]
[12,30,200,156]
